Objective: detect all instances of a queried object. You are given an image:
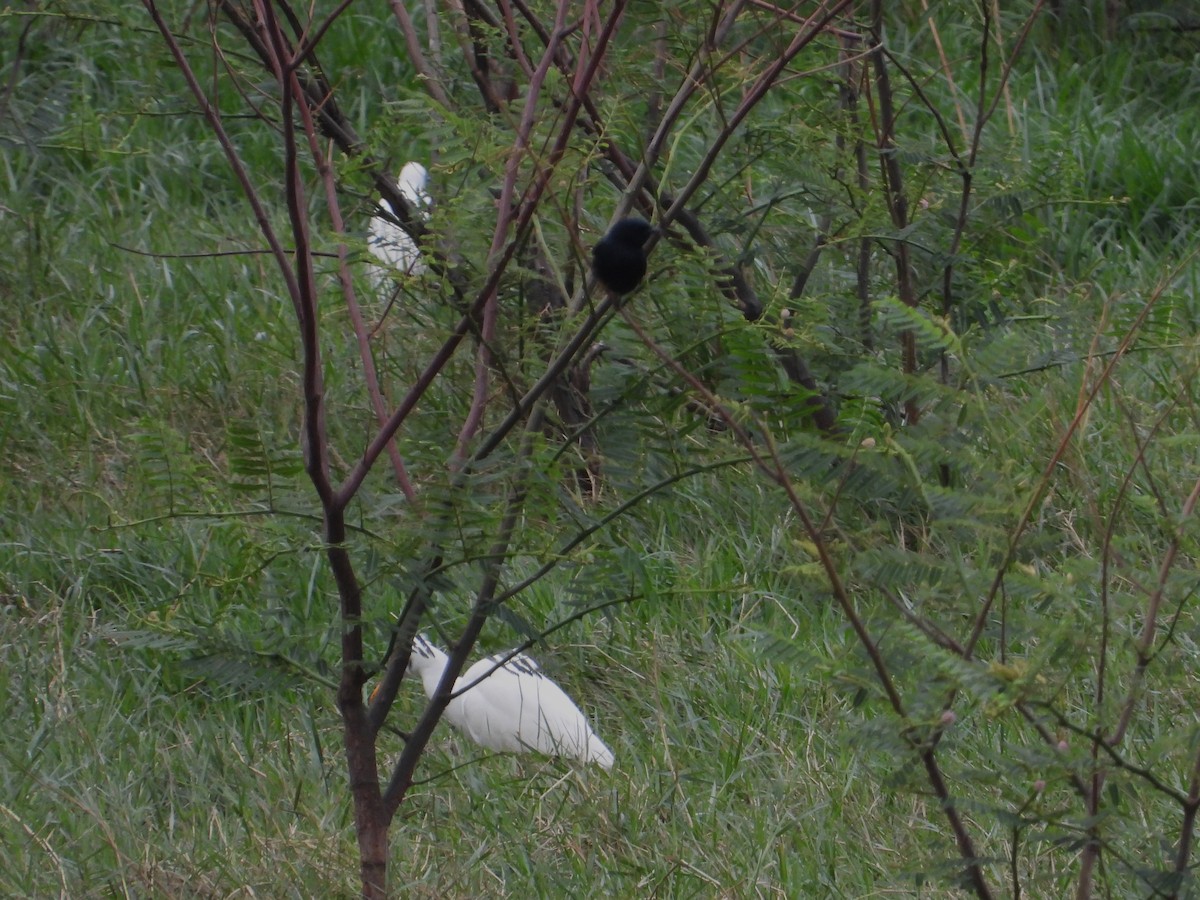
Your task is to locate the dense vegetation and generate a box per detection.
[2,1,1198,896]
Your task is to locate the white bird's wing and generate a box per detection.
[454,657,531,753]
[456,650,613,768]
[368,209,423,277]
[367,163,429,281]
[516,667,614,768]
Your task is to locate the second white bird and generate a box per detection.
[368,161,430,282]
[407,633,614,770]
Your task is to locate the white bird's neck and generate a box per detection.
[409,638,453,699]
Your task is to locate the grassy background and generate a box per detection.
[3,2,1199,896]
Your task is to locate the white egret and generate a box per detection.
[407,633,615,770]
[368,161,430,282]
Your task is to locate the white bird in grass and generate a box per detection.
[368,161,430,282]
[407,633,615,770]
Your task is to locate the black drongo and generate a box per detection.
[591,217,655,294]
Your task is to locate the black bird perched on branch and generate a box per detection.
[591,217,656,295]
